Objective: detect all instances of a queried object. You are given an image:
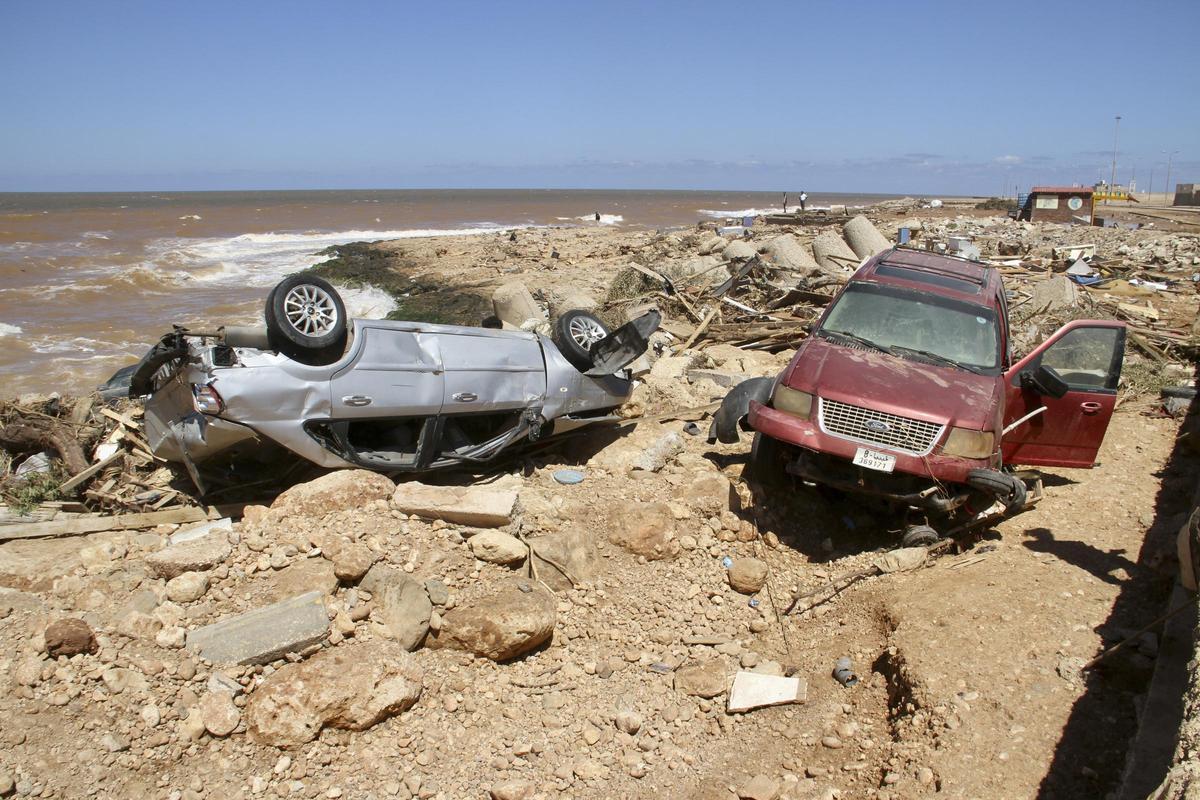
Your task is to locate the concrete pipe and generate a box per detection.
[492,281,544,328]
[811,230,859,275]
[548,290,598,319]
[842,215,893,259]
[762,234,820,277]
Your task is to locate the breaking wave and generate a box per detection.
[0,322,22,336]
[697,207,786,218]
[575,214,623,225]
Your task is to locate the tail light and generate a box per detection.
[193,384,224,415]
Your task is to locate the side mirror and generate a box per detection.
[1020,364,1069,399]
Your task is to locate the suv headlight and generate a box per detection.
[772,385,813,420]
[942,427,995,459]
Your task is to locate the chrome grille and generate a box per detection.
[818,398,944,456]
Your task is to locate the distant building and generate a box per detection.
[1174,183,1199,207]
[1017,186,1095,224]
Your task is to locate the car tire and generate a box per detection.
[745,432,789,490]
[901,524,940,547]
[265,274,348,365]
[966,468,1027,513]
[552,310,610,371]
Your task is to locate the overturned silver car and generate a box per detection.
[122,274,657,486]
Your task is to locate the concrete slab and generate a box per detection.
[727,671,807,713]
[186,591,330,665]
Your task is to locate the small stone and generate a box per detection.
[917,767,935,785]
[165,571,210,604]
[0,773,13,797]
[468,530,528,565]
[738,774,781,800]
[99,732,129,752]
[331,543,376,582]
[141,704,162,727]
[201,691,241,737]
[821,736,843,749]
[44,618,99,658]
[489,780,534,800]
[615,711,642,735]
[728,558,768,594]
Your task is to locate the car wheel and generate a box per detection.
[966,468,1027,513]
[745,432,789,490]
[901,524,940,547]
[552,309,610,370]
[265,274,348,365]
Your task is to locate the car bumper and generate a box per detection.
[748,401,992,486]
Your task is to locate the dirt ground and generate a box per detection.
[1,202,1197,800]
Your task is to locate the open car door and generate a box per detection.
[1001,320,1126,468]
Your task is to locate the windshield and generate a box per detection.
[819,283,1000,371]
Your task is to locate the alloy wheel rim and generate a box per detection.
[283,285,339,337]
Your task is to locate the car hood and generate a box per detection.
[784,337,1001,430]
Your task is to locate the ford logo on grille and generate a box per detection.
[865,419,891,433]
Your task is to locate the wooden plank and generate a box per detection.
[0,507,211,542]
[58,451,125,494]
[681,309,717,350]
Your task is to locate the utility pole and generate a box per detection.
[1164,150,1179,206]
[1108,115,1121,205]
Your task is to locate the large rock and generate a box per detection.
[842,215,892,258]
[674,658,729,698]
[245,641,423,748]
[587,422,684,474]
[430,579,556,661]
[186,591,330,665]
[722,239,757,261]
[610,502,679,560]
[44,618,98,657]
[698,235,727,256]
[146,533,232,579]
[762,234,819,276]
[392,478,519,527]
[360,564,431,651]
[529,530,600,592]
[547,290,597,318]
[680,474,738,516]
[260,558,339,602]
[270,470,395,518]
[0,538,84,592]
[811,230,858,275]
[468,530,528,566]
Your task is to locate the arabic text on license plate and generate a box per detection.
[853,447,896,473]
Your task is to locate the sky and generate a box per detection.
[1,0,1197,195]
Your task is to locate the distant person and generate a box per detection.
[594,211,601,222]
[799,191,808,211]
[782,193,788,213]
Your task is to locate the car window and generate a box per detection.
[1034,326,1124,392]
[821,284,1000,371]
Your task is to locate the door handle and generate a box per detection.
[1080,401,1102,415]
[452,392,478,403]
[342,395,373,407]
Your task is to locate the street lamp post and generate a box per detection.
[1163,150,1179,206]
[1108,115,1121,205]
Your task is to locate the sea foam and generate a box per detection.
[0,322,22,336]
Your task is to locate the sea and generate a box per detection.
[0,188,901,397]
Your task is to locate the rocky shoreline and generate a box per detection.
[0,197,1198,799]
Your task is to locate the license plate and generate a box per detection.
[853,447,896,473]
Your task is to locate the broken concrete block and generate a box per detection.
[492,281,543,328]
[169,517,232,545]
[842,215,892,258]
[722,239,757,261]
[687,369,740,389]
[727,671,807,713]
[761,234,819,276]
[811,230,858,275]
[146,534,232,580]
[392,478,519,527]
[185,591,330,665]
[429,579,555,661]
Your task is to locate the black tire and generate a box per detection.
[552,310,610,371]
[480,315,503,329]
[966,468,1027,513]
[265,274,348,365]
[745,432,789,490]
[901,524,940,547]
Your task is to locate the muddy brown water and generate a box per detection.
[0,189,902,397]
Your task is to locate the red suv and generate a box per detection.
[711,248,1126,543]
